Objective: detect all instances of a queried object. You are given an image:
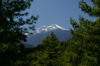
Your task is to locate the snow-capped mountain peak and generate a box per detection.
[23,24,72,47]
[35,24,66,34]
[35,25,47,33]
[47,24,66,30]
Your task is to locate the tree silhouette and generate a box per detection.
[63,0,100,65]
[0,0,38,44]
[0,0,38,66]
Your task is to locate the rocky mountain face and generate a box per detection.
[23,24,72,47]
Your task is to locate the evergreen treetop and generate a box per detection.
[67,0,100,65]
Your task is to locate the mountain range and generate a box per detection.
[23,24,72,47]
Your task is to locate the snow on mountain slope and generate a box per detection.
[23,24,72,47]
[34,24,67,34]
[47,24,66,31]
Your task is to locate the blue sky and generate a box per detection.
[24,0,97,30]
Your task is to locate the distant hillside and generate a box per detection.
[23,24,72,47]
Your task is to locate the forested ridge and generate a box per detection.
[0,0,100,66]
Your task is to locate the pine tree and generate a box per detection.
[62,0,100,66]
[0,0,38,65]
[37,32,60,66]
[0,0,38,44]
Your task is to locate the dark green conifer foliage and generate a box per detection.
[0,0,38,65]
[26,32,60,66]
[64,0,100,66]
[23,32,68,66]
[0,0,38,44]
[41,32,60,66]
